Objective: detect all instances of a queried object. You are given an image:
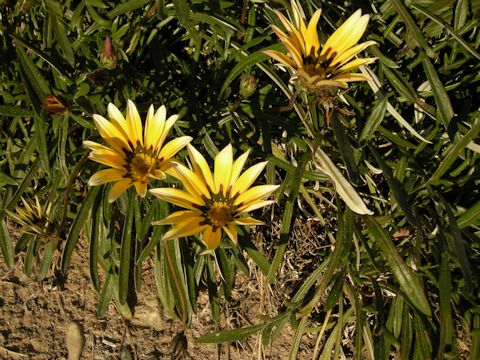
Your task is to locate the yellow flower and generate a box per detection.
[263,1,376,90]
[84,100,192,203]
[6,197,53,236]
[150,144,279,253]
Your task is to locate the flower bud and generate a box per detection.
[41,94,66,114]
[239,73,258,98]
[100,36,117,69]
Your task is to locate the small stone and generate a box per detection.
[65,321,85,360]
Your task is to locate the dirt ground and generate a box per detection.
[0,219,325,359]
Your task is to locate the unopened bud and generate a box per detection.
[41,94,66,114]
[239,73,258,98]
[100,36,117,69]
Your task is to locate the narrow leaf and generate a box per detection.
[366,217,431,316]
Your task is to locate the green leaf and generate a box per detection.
[422,59,454,128]
[15,46,50,100]
[390,0,436,58]
[34,113,51,175]
[369,146,418,227]
[97,271,114,317]
[266,151,309,283]
[53,18,75,66]
[107,0,150,18]
[0,105,34,117]
[359,97,387,142]
[89,189,104,290]
[457,199,480,228]
[5,159,41,213]
[195,312,289,344]
[37,240,57,281]
[332,113,360,184]
[0,219,15,270]
[430,120,480,182]
[119,191,136,304]
[366,217,431,316]
[24,236,38,276]
[61,186,100,274]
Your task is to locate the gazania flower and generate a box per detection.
[84,100,192,203]
[150,144,279,253]
[263,0,376,90]
[6,197,53,236]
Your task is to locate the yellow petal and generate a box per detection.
[152,210,201,225]
[107,103,129,141]
[332,73,371,82]
[231,161,267,197]
[158,136,192,161]
[271,21,304,59]
[134,181,148,197]
[149,187,202,209]
[201,226,222,252]
[145,105,166,153]
[84,140,115,152]
[170,162,210,199]
[223,224,238,245]
[338,57,377,72]
[237,200,275,213]
[232,217,265,225]
[187,144,215,192]
[263,50,296,69]
[143,104,155,150]
[273,10,302,44]
[126,99,144,147]
[321,10,369,57]
[93,114,131,152]
[157,114,179,151]
[330,41,377,67]
[162,217,207,241]
[291,0,307,39]
[281,37,304,68]
[229,149,250,190]
[234,184,279,207]
[305,9,321,54]
[88,168,127,186]
[214,144,233,195]
[108,179,132,203]
[89,149,126,170]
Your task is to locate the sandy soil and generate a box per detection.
[0,219,323,359]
